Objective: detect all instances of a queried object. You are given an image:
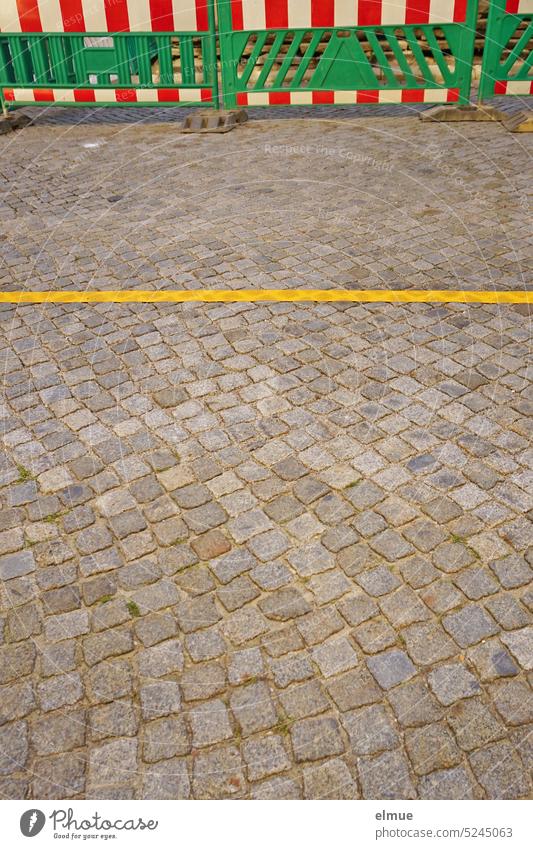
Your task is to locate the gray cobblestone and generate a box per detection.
[356,565,401,597]
[469,742,529,799]
[88,738,137,791]
[489,680,533,726]
[32,709,86,754]
[447,699,506,751]
[500,627,533,670]
[303,758,357,799]
[358,750,416,799]
[143,716,190,760]
[0,551,36,581]
[402,622,457,666]
[90,701,138,741]
[405,723,462,775]
[291,716,345,762]
[418,767,477,800]
[33,752,86,798]
[367,650,416,690]
[0,642,36,683]
[343,704,399,755]
[228,648,264,686]
[442,605,499,648]
[259,587,311,621]
[230,682,278,735]
[37,673,83,712]
[137,639,184,678]
[467,639,520,681]
[44,609,89,642]
[140,681,181,719]
[193,745,245,799]
[387,680,443,727]
[88,660,133,704]
[242,735,290,781]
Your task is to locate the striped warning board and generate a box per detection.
[225,0,470,28]
[0,1,210,32]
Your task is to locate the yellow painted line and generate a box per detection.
[0,290,530,305]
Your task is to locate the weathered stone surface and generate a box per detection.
[418,767,477,800]
[259,586,311,620]
[0,721,28,775]
[230,682,278,735]
[242,735,291,781]
[327,668,382,711]
[83,626,133,663]
[140,681,181,719]
[405,723,462,775]
[500,627,533,670]
[32,709,86,754]
[0,551,36,581]
[428,663,481,705]
[33,752,86,798]
[137,639,184,678]
[447,699,506,751]
[467,639,519,681]
[143,716,190,761]
[367,650,416,690]
[303,758,357,799]
[442,605,499,648]
[402,622,457,665]
[88,738,137,789]
[88,660,133,704]
[387,680,443,727]
[90,700,138,741]
[342,705,399,755]
[0,642,36,684]
[469,743,529,799]
[338,594,379,627]
[291,717,345,762]
[489,679,533,726]
[142,758,191,799]
[358,750,416,799]
[227,647,264,686]
[193,746,246,799]
[311,637,358,678]
[44,609,89,642]
[251,776,302,799]
[175,595,221,633]
[37,673,83,712]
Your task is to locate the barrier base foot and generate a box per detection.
[420,105,505,123]
[181,109,248,134]
[502,110,533,133]
[0,112,32,134]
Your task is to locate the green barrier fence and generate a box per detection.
[0,2,219,109]
[0,2,531,113]
[479,0,533,99]
[216,0,480,107]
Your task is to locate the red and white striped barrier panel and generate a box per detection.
[227,0,470,29]
[493,80,533,94]
[236,87,460,105]
[2,86,212,102]
[504,0,533,11]
[0,1,210,33]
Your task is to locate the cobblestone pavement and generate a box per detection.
[1,108,532,293]
[0,109,532,800]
